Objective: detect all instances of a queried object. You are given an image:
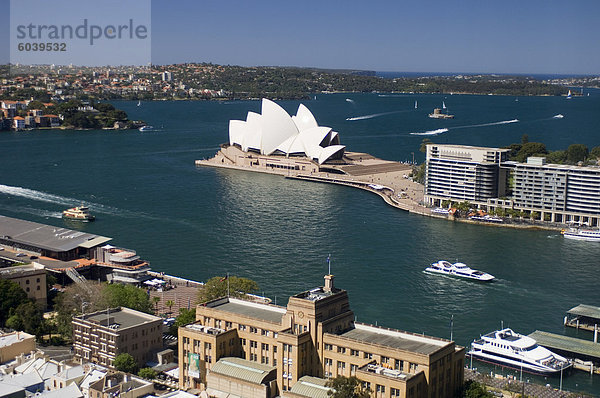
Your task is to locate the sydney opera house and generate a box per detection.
[229,99,345,165]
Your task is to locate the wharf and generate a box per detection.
[528,330,600,371]
[564,304,600,332]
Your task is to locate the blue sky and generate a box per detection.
[2,0,599,74]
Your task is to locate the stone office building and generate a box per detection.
[179,275,464,398]
[72,307,163,368]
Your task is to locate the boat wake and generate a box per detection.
[552,114,564,119]
[346,110,405,121]
[410,119,519,136]
[454,119,519,129]
[0,204,62,219]
[0,183,135,218]
[410,128,449,136]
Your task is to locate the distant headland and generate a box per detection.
[2,63,592,103]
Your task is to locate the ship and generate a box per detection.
[62,206,95,222]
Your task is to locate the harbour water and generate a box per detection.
[1,92,599,394]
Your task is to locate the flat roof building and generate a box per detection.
[0,215,112,261]
[179,275,464,398]
[0,332,36,364]
[425,144,509,205]
[72,307,163,368]
[0,263,47,307]
[424,144,600,226]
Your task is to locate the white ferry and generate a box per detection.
[469,328,571,375]
[561,228,600,242]
[62,206,95,222]
[425,260,495,282]
[139,125,154,132]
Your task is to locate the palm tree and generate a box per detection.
[152,296,160,314]
[165,300,174,316]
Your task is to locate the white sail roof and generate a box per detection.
[228,99,345,164]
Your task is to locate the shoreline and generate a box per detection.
[196,154,563,232]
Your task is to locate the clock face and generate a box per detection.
[298,311,304,319]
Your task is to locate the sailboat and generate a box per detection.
[566,90,572,99]
[137,100,141,106]
[414,100,418,109]
[442,101,447,109]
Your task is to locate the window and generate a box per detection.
[240,338,246,345]
[225,321,232,328]
[239,324,246,331]
[250,340,257,348]
[376,385,385,393]
[391,387,401,397]
[381,356,390,364]
[337,361,345,370]
[273,346,277,353]
[350,364,358,374]
[26,280,30,285]
[273,358,277,366]
[325,358,333,366]
[261,356,269,364]
[261,329,269,336]
[351,349,359,356]
[324,343,333,351]
[337,346,346,354]
[261,343,269,351]
[364,352,372,359]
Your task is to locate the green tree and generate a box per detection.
[412,163,426,184]
[113,353,138,374]
[514,142,547,162]
[462,380,494,398]
[169,308,196,335]
[6,301,44,335]
[102,284,153,314]
[0,279,29,327]
[326,375,371,398]
[165,300,174,315]
[565,144,589,164]
[152,296,161,314]
[546,150,566,164]
[198,276,259,303]
[590,146,600,159]
[530,211,540,220]
[419,138,433,153]
[137,367,157,380]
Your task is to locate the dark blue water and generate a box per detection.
[1,93,599,394]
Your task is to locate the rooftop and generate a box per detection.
[293,286,340,302]
[288,375,331,398]
[338,323,449,356]
[360,363,413,381]
[528,330,600,360]
[567,304,600,320]
[0,331,35,348]
[206,297,285,324]
[75,307,162,331]
[209,357,276,385]
[0,215,112,253]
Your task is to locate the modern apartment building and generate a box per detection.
[179,275,464,398]
[424,144,510,204]
[72,307,163,368]
[506,157,600,224]
[424,144,600,225]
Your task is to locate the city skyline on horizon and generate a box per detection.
[1,0,599,76]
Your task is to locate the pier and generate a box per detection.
[528,330,600,373]
[564,304,600,333]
